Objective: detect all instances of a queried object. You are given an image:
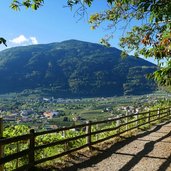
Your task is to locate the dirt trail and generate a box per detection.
[79,121,171,171]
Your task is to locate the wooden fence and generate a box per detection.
[0,107,171,171]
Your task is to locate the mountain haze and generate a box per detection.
[0,40,157,97]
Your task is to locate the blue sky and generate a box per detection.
[0,0,155,63]
[0,1,114,48]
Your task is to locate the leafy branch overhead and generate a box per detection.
[69,0,171,86]
[0,38,7,47]
[10,0,44,10]
[0,0,45,46]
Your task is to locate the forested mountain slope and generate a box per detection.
[0,40,157,97]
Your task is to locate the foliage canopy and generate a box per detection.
[68,0,171,86]
[2,0,171,86]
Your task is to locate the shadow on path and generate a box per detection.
[118,127,171,170]
[157,153,171,171]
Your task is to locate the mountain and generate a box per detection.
[0,40,157,97]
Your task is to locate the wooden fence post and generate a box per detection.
[0,118,4,171]
[96,124,99,141]
[126,111,128,132]
[116,115,120,134]
[136,113,139,130]
[29,129,35,169]
[148,110,151,128]
[86,121,92,150]
[16,141,19,169]
[158,108,160,121]
[62,127,68,151]
[167,108,170,118]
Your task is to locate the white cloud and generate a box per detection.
[10,35,29,44]
[9,35,39,45]
[30,37,38,44]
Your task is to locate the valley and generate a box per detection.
[0,91,169,130]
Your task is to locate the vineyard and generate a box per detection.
[0,107,171,171]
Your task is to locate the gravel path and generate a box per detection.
[77,121,171,171]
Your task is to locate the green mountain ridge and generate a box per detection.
[0,39,157,97]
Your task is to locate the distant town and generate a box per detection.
[0,91,169,130]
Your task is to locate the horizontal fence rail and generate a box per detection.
[0,107,171,170]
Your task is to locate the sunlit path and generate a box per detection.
[56,121,171,171]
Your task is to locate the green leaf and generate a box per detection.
[0,38,7,46]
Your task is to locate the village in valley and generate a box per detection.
[0,91,168,130]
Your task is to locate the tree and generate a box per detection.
[3,0,171,86]
[68,0,171,87]
[0,0,44,46]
